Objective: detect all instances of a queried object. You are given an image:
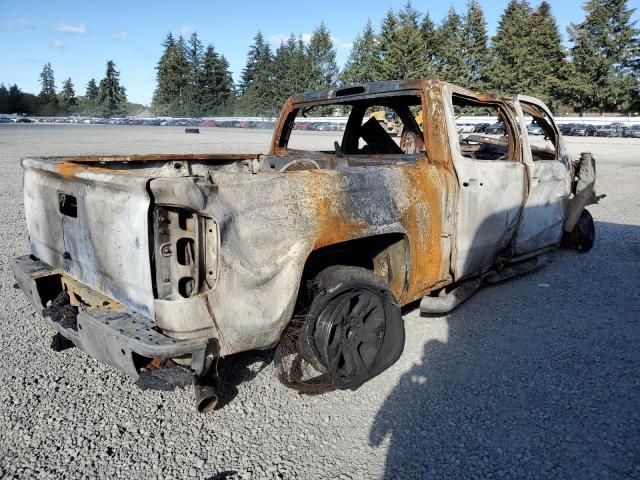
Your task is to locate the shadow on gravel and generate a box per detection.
[137,349,274,410]
[370,222,640,479]
[214,349,274,409]
[205,471,239,480]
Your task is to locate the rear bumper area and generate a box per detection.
[13,255,215,378]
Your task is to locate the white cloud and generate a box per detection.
[301,33,312,45]
[56,23,87,34]
[338,42,354,51]
[52,40,64,49]
[112,30,127,40]
[268,33,288,46]
[180,25,194,36]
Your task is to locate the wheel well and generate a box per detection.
[296,233,408,310]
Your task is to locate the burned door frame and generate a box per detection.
[444,85,527,281]
[513,95,572,255]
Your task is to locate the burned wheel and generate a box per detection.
[562,208,595,253]
[315,288,385,383]
[301,266,405,390]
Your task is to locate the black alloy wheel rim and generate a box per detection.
[314,288,386,380]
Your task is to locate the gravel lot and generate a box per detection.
[1,124,639,479]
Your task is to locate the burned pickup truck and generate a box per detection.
[14,80,598,411]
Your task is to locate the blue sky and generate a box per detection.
[1,0,638,105]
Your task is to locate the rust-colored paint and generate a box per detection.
[60,273,126,312]
[56,161,121,178]
[423,81,454,172]
[307,172,368,249]
[398,159,445,303]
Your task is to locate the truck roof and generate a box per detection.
[290,79,436,105]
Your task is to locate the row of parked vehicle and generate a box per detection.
[456,122,508,134]
[3,115,640,138]
[457,121,640,138]
[293,121,347,131]
[0,116,33,123]
[558,122,640,137]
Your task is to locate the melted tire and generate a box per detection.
[301,266,405,390]
[562,209,595,253]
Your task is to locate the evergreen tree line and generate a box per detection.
[233,0,638,115]
[151,26,339,116]
[3,0,638,117]
[151,32,234,116]
[0,60,132,116]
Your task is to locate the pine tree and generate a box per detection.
[307,23,338,89]
[199,44,221,113]
[340,20,382,84]
[461,1,489,89]
[525,2,565,105]
[81,78,99,116]
[289,35,312,94]
[38,62,58,114]
[562,0,639,113]
[152,32,191,116]
[437,8,467,84]
[200,44,235,114]
[271,37,294,108]
[59,78,78,111]
[8,84,29,114]
[485,0,537,95]
[379,9,399,79]
[213,53,234,112]
[0,84,8,113]
[86,78,99,100]
[187,32,204,115]
[387,1,429,80]
[98,60,127,117]
[239,31,272,94]
[39,63,56,102]
[419,13,440,78]
[236,31,274,115]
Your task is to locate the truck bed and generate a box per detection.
[21,153,259,318]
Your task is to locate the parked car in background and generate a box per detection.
[595,124,624,137]
[0,117,12,123]
[456,123,475,133]
[568,124,590,136]
[14,117,33,123]
[484,122,505,134]
[623,124,640,138]
[314,122,334,131]
[473,123,490,133]
[527,122,543,135]
[559,123,576,135]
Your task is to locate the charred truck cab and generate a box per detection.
[14,80,599,411]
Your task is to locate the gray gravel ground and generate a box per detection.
[1,124,639,479]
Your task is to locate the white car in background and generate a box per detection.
[456,123,475,133]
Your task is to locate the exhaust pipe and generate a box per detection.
[194,376,219,413]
